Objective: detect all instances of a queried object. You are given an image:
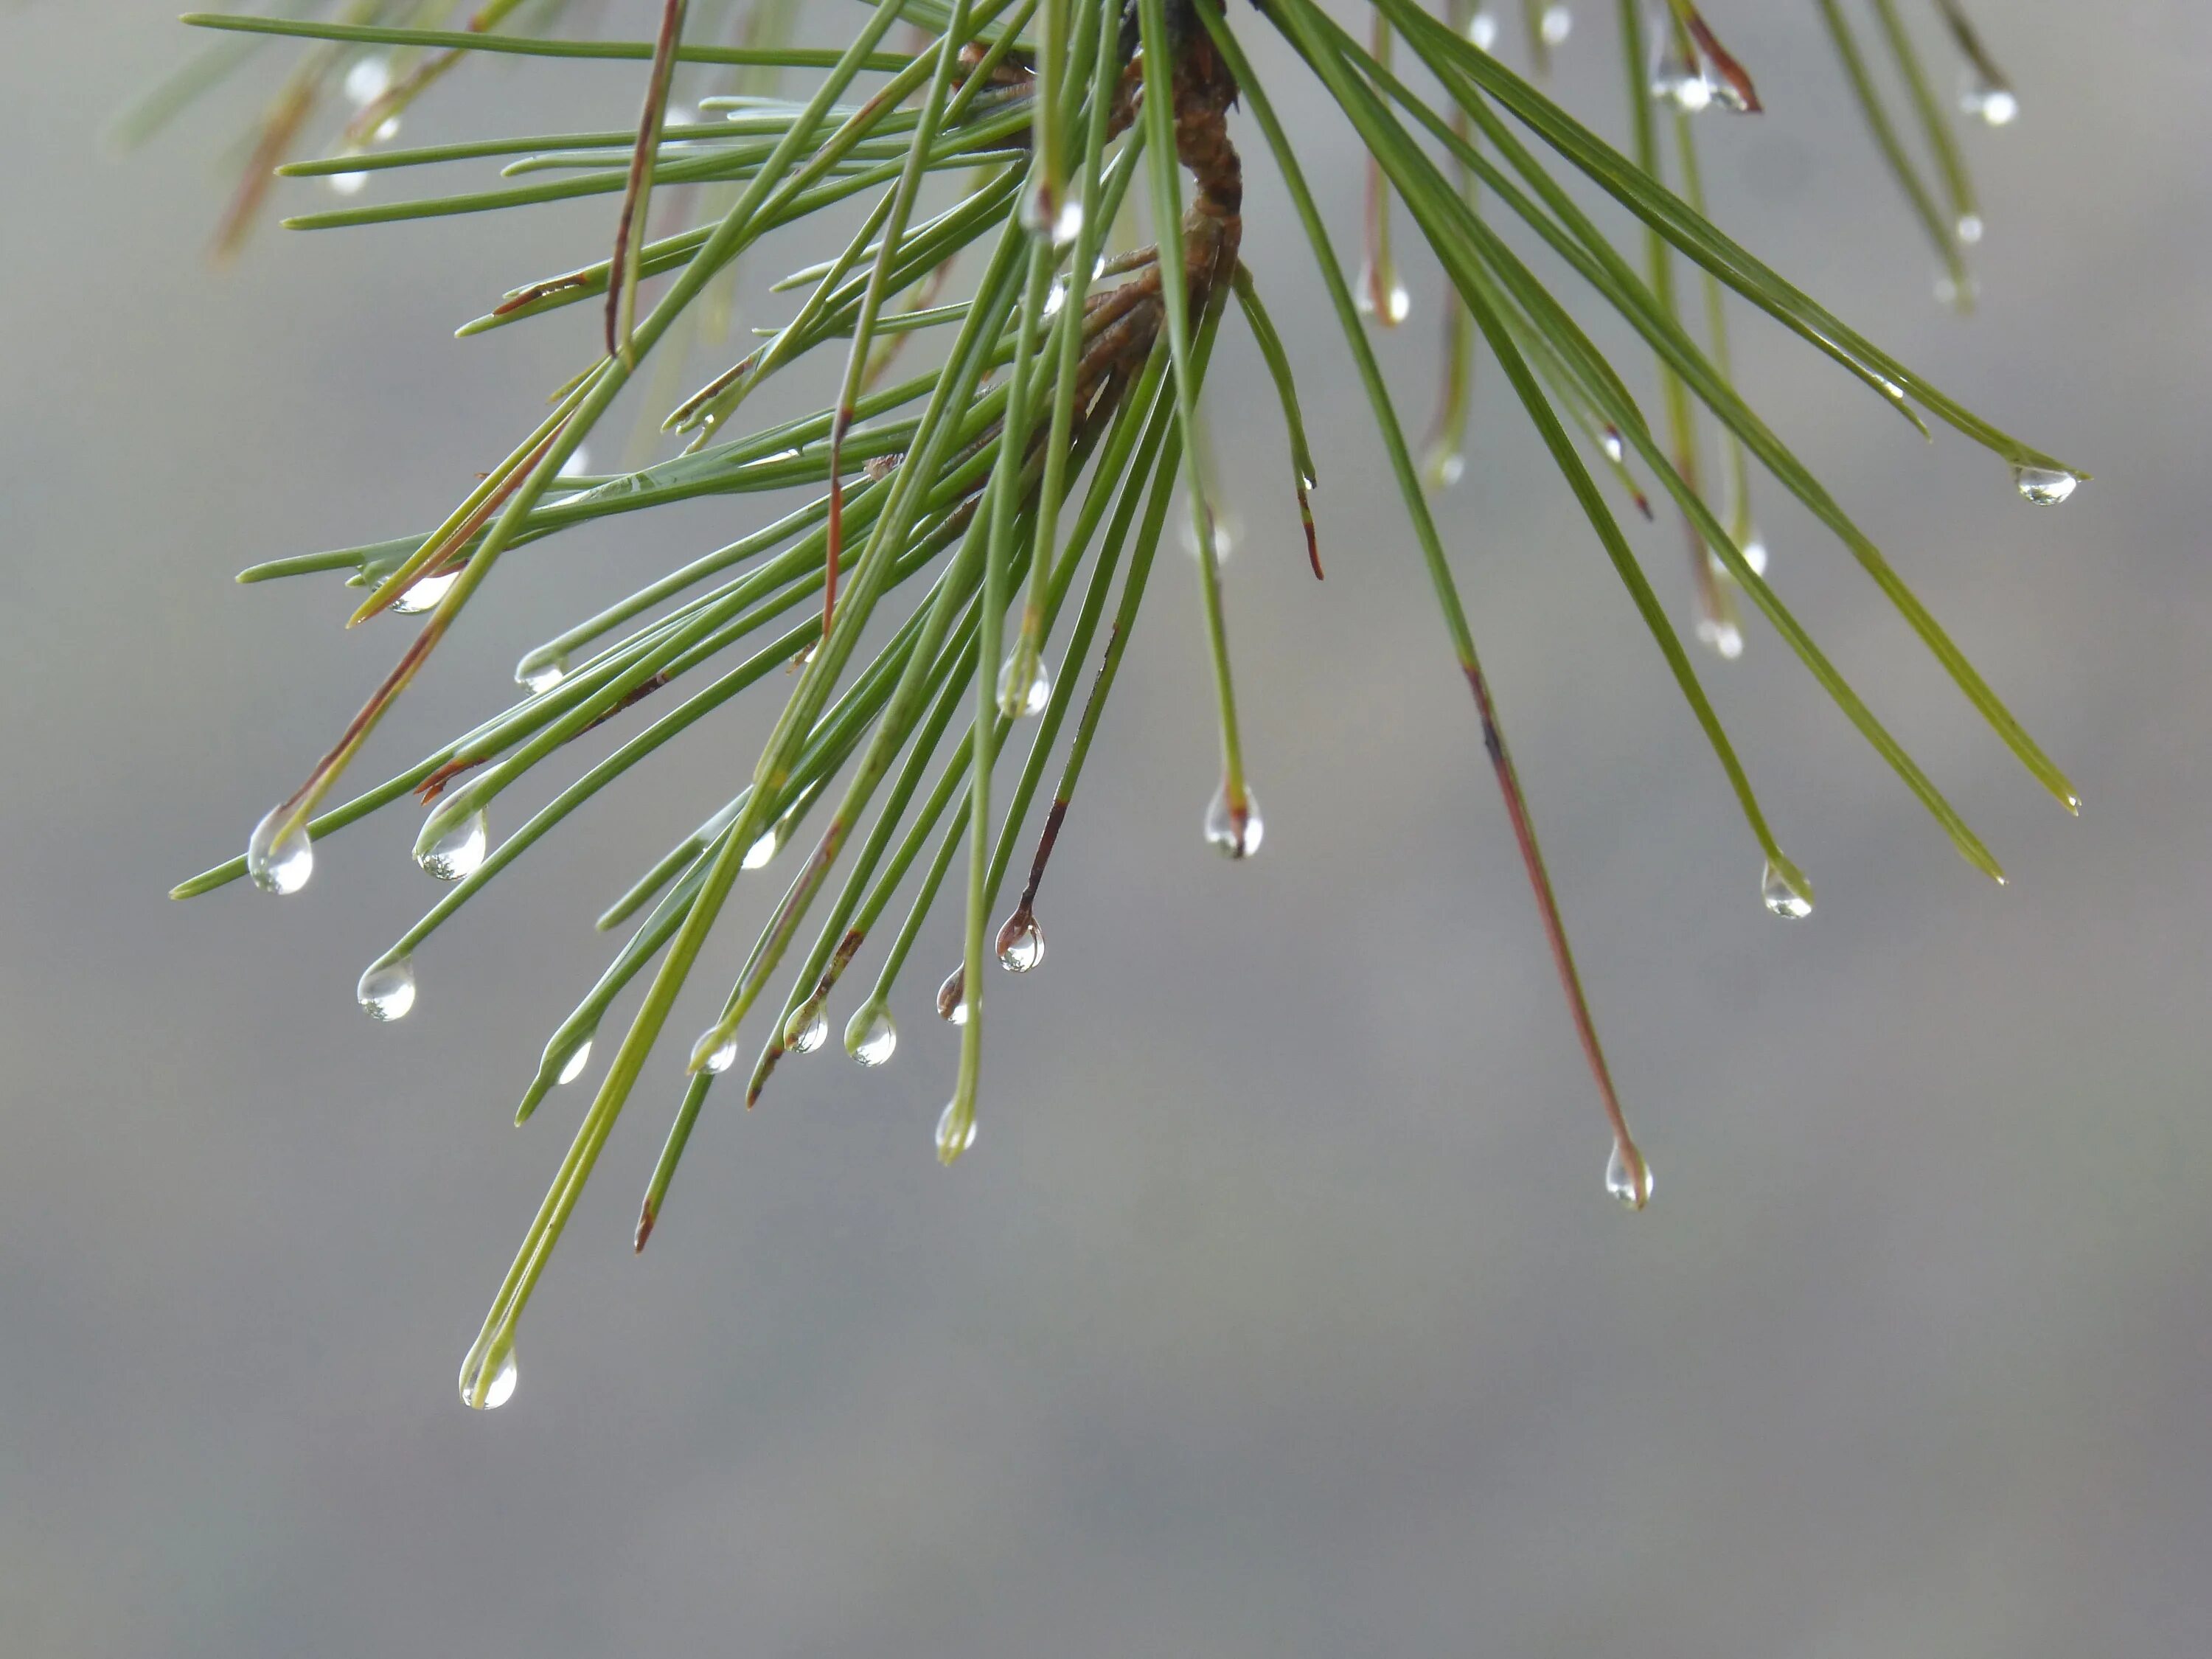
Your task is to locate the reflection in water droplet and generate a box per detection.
[419,809,488,882]
[358,957,417,1021]
[458,1346,518,1411]
[1741,531,1770,577]
[344,55,392,108]
[997,652,1051,717]
[248,804,315,896]
[1934,268,1978,312]
[1605,1141,1653,1208]
[554,1034,594,1086]
[2011,464,2079,506]
[995,911,1046,973]
[698,1029,740,1074]
[1955,212,1984,246]
[515,647,568,694]
[1540,3,1572,46]
[1761,859,1814,919]
[1697,613,1744,660]
[1052,195,1085,248]
[1204,782,1265,859]
[742,826,782,869]
[1600,425,1625,464]
[785,1005,828,1054]
[391,569,458,613]
[1959,73,2018,126]
[846,1004,897,1067]
[937,966,969,1025]
[1465,7,1498,49]
[1651,55,1711,112]
[1354,261,1412,326]
[1180,506,1239,563]
[327,170,369,197]
[936,1099,977,1161]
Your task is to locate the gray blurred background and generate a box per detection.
[4,2,2208,1654]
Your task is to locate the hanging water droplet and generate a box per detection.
[742,824,782,869]
[327,169,369,197]
[1702,68,1752,114]
[343,55,392,108]
[2011,464,2079,507]
[1464,7,1498,49]
[1955,212,1985,246]
[1043,275,1070,319]
[418,809,488,882]
[1741,529,1770,577]
[390,568,458,614]
[1934,268,1979,311]
[1651,52,1712,113]
[996,651,1051,717]
[1600,425,1626,464]
[698,1028,740,1075]
[935,1099,977,1161]
[1604,1141,1653,1208]
[553,1032,594,1086]
[846,1004,897,1067]
[1539,3,1573,46]
[936,966,969,1025]
[1430,450,1466,489]
[1354,261,1412,326]
[995,911,1046,973]
[457,1346,518,1411]
[357,956,417,1022]
[785,1004,828,1054]
[1696,615,1745,661]
[1051,194,1085,248]
[1761,859,1814,919]
[1958,72,2017,127]
[1204,782,1265,859]
[515,647,568,694]
[247,804,314,896]
[372,116,400,144]
[1180,505,1239,563]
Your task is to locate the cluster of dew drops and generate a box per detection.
[240,35,2080,1405]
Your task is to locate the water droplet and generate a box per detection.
[2011,464,2079,507]
[698,1029,740,1074]
[1651,53,1711,113]
[1605,1141,1653,1208]
[457,1346,518,1411]
[1959,72,2017,127]
[1879,378,1907,402]
[372,116,400,144]
[554,1033,594,1086]
[1464,7,1498,49]
[997,651,1051,717]
[1204,782,1265,859]
[1354,261,1411,325]
[1696,615,1745,661]
[418,809,488,882]
[344,55,392,108]
[936,966,969,1025]
[935,1099,977,1161]
[327,170,369,197]
[1934,268,1979,311]
[1600,425,1625,464]
[1052,195,1086,248]
[357,957,417,1022]
[390,568,457,613]
[1430,450,1466,489]
[995,911,1046,973]
[1539,3,1572,46]
[785,1004,828,1054]
[515,647,568,694]
[247,804,314,896]
[1741,530,1770,577]
[1761,859,1814,919]
[1180,505,1239,563]
[742,825,782,869]
[1043,275,1070,319]
[846,1004,897,1066]
[1955,212,1984,246]
[557,445,591,479]
[1702,69,1752,114]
